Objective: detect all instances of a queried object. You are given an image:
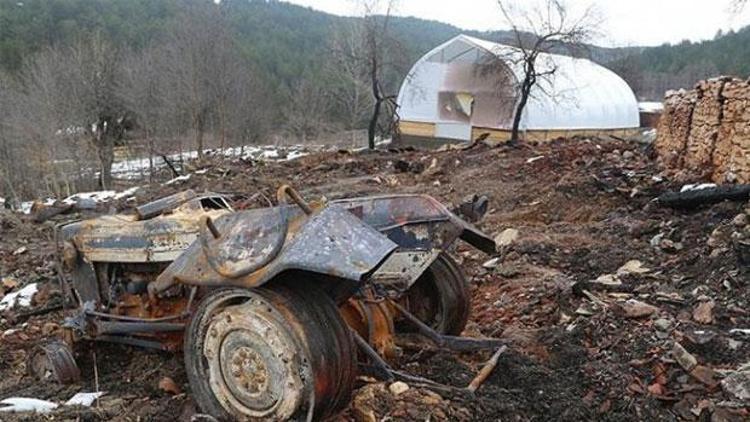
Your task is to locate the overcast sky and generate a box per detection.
[284,0,750,47]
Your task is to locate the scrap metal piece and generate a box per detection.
[151,205,398,294]
[199,207,290,279]
[391,301,506,352]
[136,190,197,220]
[27,340,81,384]
[334,194,497,255]
[454,194,490,223]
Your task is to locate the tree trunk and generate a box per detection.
[194,111,205,158]
[97,137,115,190]
[368,99,381,150]
[368,55,381,150]
[510,73,534,145]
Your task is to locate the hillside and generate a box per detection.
[1,0,749,101]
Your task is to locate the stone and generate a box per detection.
[672,342,698,372]
[654,318,672,332]
[388,381,409,396]
[593,274,622,286]
[733,213,749,228]
[2,278,18,291]
[494,228,519,250]
[619,299,658,318]
[722,371,750,402]
[693,300,716,324]
[158,377,182,395]
[617,260,650,275]
[689,365,719,387]
[482,258,500,269]
[12,246,27,256]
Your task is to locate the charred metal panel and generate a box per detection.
[152,205,398,294]
[370,249,441,291]
[136,190,197,220]
[334,195,449,230]
[334,194,495,254]
[65,209,229,263]
[271,205,397,282]
[199,206,292,278]
[70,255,99,304]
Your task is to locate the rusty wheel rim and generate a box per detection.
[28,341,80,384]
[203,297,311,419]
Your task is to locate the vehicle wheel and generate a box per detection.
[27,340,81,384]
[184,283,356,421]
[400,253,470,336]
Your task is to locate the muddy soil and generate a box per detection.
[1,137,748,421]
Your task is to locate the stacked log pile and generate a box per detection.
[655,76,750,183]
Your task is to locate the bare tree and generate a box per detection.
[283,77,332,143]
[162,1,235,158]
[337,0,404,149]
[326,22,373,140]
[72,33,127,189]
[497,0,601,144]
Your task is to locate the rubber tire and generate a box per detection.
[184,283,356,421]
[403,253,471,336]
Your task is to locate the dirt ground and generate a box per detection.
[1,137,748,421]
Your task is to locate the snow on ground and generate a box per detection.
[163,174,191,186]
[0,392,105,414]
[0,283,38,311]
[64,392,106,407]
[639,101,664,113]
[0,398,59,413]
[11,145,318,214]
[681,183,718,192]
[62,187,140,205]
[111,145,313,179]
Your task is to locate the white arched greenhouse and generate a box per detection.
[397,35,640,143]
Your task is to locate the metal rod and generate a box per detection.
[204,216,222,239]
[391,301,506,352]
[94,321,185,335]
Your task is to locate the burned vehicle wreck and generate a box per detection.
[39,186,500,420]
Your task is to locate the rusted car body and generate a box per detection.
[47,186,496,420]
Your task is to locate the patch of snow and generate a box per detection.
[0,398,58,413]
[116,186,139,199]
[526,156,545,164]
[680,183,717,193]
[65,392,105,407]
[0,283,38,311]
[2,328,20,338]
[639,102,664,113]
[163,175,191,186]
[19,201,33,214]
[63,190,116,205]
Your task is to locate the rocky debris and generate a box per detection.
[617,260,650,275]
[347,383,468,422]
[388,381,409,396]
[494,228,519,250]
[722,371,750,402]
[693,300,716,324]
[618,299,658,318]
[158,376,182,395]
